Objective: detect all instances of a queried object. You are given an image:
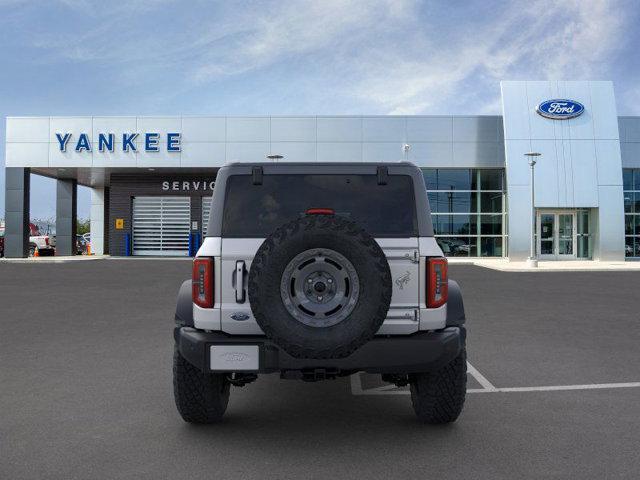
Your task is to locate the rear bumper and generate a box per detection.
[175,326,465,375]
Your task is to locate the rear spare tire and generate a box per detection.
[248,214,392,359]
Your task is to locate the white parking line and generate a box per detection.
[351,363,640,395]
[469,382,640,393]
[466,362,497,391]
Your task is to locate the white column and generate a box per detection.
[596,186,625,261]
[90,187,105,255]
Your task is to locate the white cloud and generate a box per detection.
[189,0,417,83]
[9,0,632,114]
[348,0,628,113]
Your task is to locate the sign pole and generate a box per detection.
[525,152,541,268]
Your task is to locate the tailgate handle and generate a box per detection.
[235,261,246,303]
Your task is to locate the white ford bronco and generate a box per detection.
[173,162,467,424]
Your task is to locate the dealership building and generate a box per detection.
[3,80,640,260]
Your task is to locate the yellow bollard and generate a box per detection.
[87,243,91,256]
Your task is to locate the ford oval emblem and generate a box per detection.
[230,312,250,321]
[221,352,250,362]
[536,99,584,120]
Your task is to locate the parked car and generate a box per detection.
[173,162,467,424]
[29,223,55,256]
[76,235,88,255]
[437,238,469,256]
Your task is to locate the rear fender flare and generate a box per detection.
[175,280,194,328]
[446,279,465,326]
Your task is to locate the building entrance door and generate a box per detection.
[537,210,577,260]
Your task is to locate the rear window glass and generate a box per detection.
[222,174,417,237]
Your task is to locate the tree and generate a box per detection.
[77,218,90,236]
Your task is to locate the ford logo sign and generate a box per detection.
[230,312,250,321]
[536,99,584,120]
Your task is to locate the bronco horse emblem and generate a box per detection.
[395,270,411,290]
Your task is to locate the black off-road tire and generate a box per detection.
[409,346,467,424]
[173,346,230,424]
[248,214,392,359]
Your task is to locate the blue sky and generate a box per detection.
[1,0,639,219]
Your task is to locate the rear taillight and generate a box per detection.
[192,257,214,308]
[427,257,448,308]
[45,237,49,246]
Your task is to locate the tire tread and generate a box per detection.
[173,346,230,423]
[410,347,467,424]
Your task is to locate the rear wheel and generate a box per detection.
[173,346,230,423]
[409,347,467,424]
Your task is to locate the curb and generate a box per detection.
[0,255,109,264]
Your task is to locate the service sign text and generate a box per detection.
[162,181,215,192]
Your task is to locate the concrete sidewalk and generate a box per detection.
[3,255,639,271]
[448,257,640,272]
[0,255,108,263]
[0,255,194,263]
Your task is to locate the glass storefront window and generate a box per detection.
[480,237,502,257]
[625,237,639,258]
[431,192,476,213]
[577,209,592,259]
[480,192,502,213]
[433,215,477,235]
[623,170,633,190]
[423,169,438,190]
[436,169,476,191]
[436,237,478,257]
[480,170,503,190]
[480,215,502,235]
[423,168,506,258]
[624,193,633,213]
[623,169,640,259]
[578,235,590,258]
[625,215,635,235]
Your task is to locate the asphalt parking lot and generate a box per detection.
[1,260,639,479]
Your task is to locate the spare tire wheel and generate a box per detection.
[248,214,392,359]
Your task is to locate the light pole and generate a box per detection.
[525,152,541,267]
[402,144,411,162]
